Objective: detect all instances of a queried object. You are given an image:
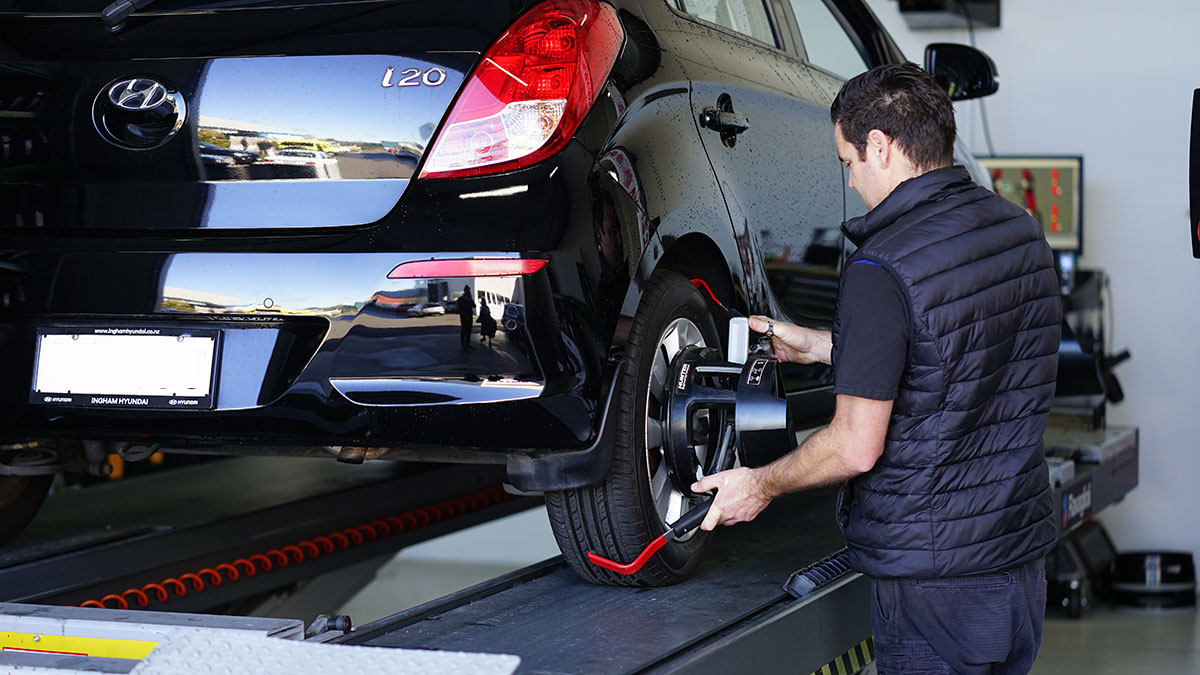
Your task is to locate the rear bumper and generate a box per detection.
[0,251,605,455]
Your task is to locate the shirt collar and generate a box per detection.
[841,165,974,246]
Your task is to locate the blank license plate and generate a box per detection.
[31,328,219,409]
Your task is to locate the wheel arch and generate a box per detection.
[615,230,745,356]
[658,233,740,307]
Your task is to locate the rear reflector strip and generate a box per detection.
[387,258,546,279]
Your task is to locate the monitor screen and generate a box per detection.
[976,156,1083,252]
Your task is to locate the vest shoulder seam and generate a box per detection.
[904,228,1043,286]
[936,292,1062,339]
[923,268,1058,316]
[892,207,1032,258]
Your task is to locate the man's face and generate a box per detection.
[834,124,886,211]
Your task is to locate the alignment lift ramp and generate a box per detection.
[0,451,868,675]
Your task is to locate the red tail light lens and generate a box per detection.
[419,1,623,180]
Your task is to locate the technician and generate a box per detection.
[693,63,1062,674]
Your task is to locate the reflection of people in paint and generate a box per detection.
[588,171,630,339]
[478,302,497,347]
[457,285,475,351]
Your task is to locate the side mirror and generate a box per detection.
[924,43,998,101]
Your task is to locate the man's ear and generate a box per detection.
[866,129,891,168]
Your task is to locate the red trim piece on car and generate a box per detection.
[388,258,547,279]
[690,278,726,309]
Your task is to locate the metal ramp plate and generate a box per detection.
[0,602,519,675]
[132,632,519,675]
[343,489,867,674]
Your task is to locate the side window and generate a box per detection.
[677,0,776,46]
[787,0,868,80]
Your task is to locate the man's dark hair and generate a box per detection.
[830,63,956,171]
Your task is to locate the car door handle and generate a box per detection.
[700,107,750,134]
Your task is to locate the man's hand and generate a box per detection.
[748,316,832,366]
[691,467,774,531]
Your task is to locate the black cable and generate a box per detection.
[1105,272,1116,356]
[977,91,997,157]
[958,1,997,156]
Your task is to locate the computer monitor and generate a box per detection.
[976,156,1083,253]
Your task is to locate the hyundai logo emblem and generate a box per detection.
[108,78,169,111]
[93,75,187,149]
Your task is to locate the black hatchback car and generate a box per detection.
[0,0,995,585]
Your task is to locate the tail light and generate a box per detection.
[419,0,623,180]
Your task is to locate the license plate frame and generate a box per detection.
[30,326,221,410]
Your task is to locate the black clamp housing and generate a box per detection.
[734,354,794,468]
[663,343,793,496]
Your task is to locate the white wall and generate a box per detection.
[865,1,1200,557]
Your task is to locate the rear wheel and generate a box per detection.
[547,271,722,585]
[0,474,52,543]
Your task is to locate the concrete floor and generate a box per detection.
[337,510,1199,672]
[1034,605,1199,674]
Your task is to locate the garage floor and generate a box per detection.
[1033,605,1199,674]
[337,511,1200,673]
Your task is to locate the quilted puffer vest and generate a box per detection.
[834,166,1061,578]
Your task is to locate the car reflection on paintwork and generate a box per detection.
[198,141,258,166]
[501,303,525,332]
[406,302,446,317]
[500,302,532,354]
[261,149,341,179]
[366,290,421,314]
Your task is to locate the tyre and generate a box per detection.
[547,270,723,585]
[0,474,52,543]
